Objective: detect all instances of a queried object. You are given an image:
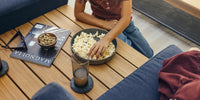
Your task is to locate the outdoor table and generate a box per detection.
[0,5,148,100]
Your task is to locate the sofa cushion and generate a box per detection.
[0,0,68,34]
[32,82,76,100]
[0,0,39,16]
[97,45,182,100]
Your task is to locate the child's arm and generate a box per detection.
[88,0,133,58]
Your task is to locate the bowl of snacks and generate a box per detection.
[38,33,57,50]
[71,28,117,65]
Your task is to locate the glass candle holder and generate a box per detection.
[70,54,93,93]
[72,56,89,87]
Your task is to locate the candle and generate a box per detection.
[73,68,88,87]
[70,54,94,93]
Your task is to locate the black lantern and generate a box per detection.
[70,54,93,93]
[0,58,9,77]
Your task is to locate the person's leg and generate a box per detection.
[117,32,132,46]
[122,21,154,58]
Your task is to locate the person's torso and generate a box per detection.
[89,0,123,20]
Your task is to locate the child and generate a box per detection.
[74,0,153,58]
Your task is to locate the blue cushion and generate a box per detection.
[0,0,68,34]
[32,82,76,100]
[0,0,39,16]
[97,45,182,100]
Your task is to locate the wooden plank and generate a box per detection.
[164,0,200,19]
[107,54,137,77]
[30,16,109,99]
[116,38,148,67]
[16,23,90,100]
[44,10,82,37]
[31,16,56,27]
[0,30,45,98]
[57,5,148,67]
[56,4,100,29]
[182,0,200,10]
[0,75,28,100]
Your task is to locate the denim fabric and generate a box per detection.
[117,21,154,58]
[97,45,182,100]
[32,82,76,100]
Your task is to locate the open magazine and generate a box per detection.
[10,23,70,67]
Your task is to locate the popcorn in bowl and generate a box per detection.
[72,31,115,60]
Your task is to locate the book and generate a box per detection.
[10,23,70,67]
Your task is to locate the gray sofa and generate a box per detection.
[31,45,183,100]
[0,0,68,34]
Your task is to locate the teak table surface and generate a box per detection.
[0,5,148,100]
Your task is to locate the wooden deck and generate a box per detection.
[0,5,148,100]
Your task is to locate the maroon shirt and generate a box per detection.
[77,0,127,20]
[158,51,200,100]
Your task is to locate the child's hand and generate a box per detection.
[88,37,110,59]
[103,20,118,30]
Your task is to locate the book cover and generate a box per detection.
[10,23,70,67]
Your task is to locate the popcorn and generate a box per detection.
[72,31,115,60]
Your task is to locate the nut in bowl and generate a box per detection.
[38,33,57,50]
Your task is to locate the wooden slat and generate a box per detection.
[56,5,100,29]
[0,75,27,100]
[116,38,148,67]
[107,54,137,77]
[44,10,82,36]
[89,64,123,88]
[164,0,200,19]
[31,16,56,27]
[57,5,148,67]
[0,30,45,98]
[182,0,200,10]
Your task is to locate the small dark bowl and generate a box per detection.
[71,28,117,65]
[38,33,57,50]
